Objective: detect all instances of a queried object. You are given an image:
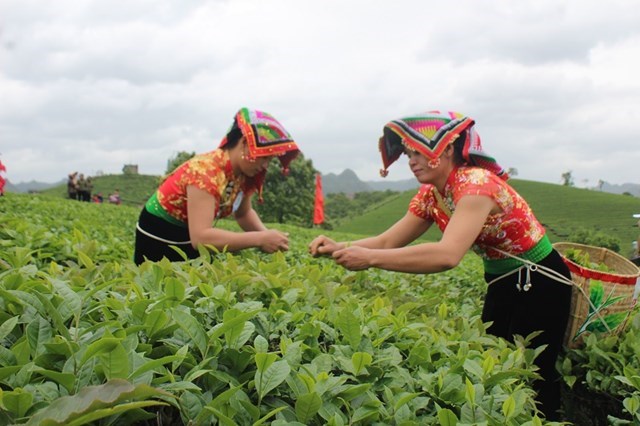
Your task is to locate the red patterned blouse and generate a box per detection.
[408,167,546,260]
[156,149,255,223]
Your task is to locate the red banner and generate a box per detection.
[313,173,324,225]
[0,160,5,195]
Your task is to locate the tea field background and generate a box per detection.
[1,192,640,425]
[38,174,640,256]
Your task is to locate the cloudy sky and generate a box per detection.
[1,0,639,187]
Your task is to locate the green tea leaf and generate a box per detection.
[50,279,82,319]
[128,354,185,380]
[336,309,360,350]
[164,277,185,304]
[33,292,71,341]
[210,309,260,341]
[33,368,76,393]
[255,360,291,400]
[27,316,52,357]
[99,342,130,380]
[67,401,167,426]
[0,316,19,341]
[202,406,238,426]
[76,250,95,269]
[437,408,458,425]
[172,309,207,357]
[145,309,170,339]
[351,352,372,376]
[25,379,172,426]
[254,335,269,353]
[80,337,121,366]
[0,366,22,381]
[502,395,515,418]
[252,406,287,426]
[295,392,322,424]
[2,388,33,418]
[255,352,277,373]
[465,377,475,405]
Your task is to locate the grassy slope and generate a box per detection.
[39,173,159,207]
[36,174,640,252]
[336,178,640,253]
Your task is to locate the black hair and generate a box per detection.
[452,131,467,166]
[222,126,243,150]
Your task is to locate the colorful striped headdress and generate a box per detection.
[378,110,507,180]
[219,108,301,200]
[220,108,300,170]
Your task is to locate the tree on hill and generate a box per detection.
[166,151,196,175]
[254,154,317,227]
[561,170,574,186]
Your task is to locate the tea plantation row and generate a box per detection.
[0,193,639,425]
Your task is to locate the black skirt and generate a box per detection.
[134,208,199,265]
[482,249,572,419]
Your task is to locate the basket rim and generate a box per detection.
[553,241,640,280]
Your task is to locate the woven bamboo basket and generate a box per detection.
[553,242,640,348]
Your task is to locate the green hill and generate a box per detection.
[37,174,640,255]
[335,178,640,255]
[40,173,159,207]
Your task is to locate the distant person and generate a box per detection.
[67,172,78,200]
[85,177,94,202]
[134,107,300,265]
[92,192,104,203]
[108,189,121,205]
[77,174,92,202]
[309,110,571,421]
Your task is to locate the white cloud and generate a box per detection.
[0,0,639,189]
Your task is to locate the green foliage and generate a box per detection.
[560,312,640,424]
[568,228,621,252]
[0,192,571,425]
[166,151,196,175]
[254,154,317,227]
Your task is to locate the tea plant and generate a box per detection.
[2,193,636,425]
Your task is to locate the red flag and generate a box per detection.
[313,173,324,225]
[0,160,5,194]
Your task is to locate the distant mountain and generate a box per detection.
[4,179,66,193]
[600,182,640,197]
[322,169,373,194]
[324,169,639,198]
[322,168,419,194]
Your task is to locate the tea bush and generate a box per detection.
[1,193,638,425]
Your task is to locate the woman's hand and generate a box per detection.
[308,235,344,257]
[258,230,289,253]
[332,246,371,270]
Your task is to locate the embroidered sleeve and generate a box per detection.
[408,185,435,221]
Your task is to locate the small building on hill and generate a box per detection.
[122,164,138,175]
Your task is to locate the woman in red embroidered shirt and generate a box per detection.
[134,108,300,265]
[309,111,571,420]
